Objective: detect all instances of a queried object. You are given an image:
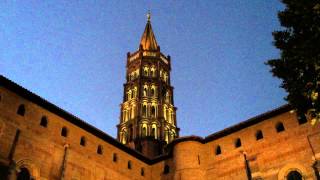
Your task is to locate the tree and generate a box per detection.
[266,0,320,124]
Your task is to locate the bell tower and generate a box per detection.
[117,13,179,158]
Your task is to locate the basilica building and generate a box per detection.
[0,15,320,180]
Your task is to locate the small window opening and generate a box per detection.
[298,114,307,125]
[276,122,285,133]
[255,130,263,140]
[141,168,145,176]
[61,127,68,137]
[235,138,241,148]
[142,105,147,116]
[17,104,25,116]
[128,161,132,169]
[151,106,156,116]
[287,170,302,180]
[198,155,200,165]
[17,167,31,180]
[97,145,103,155]
[40,116,48,127]
[80,136,86,146]
[215,145,221,155]
[0,94,2,102]
[142,127,147,137]
[113,153,117,162]
[151,127,156,138]
[143,88,147,96]
[163,165,170,174]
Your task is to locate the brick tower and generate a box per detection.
[117,13,179,158]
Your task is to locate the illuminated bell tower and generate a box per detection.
[117,13,179,158]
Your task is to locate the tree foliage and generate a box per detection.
[266,0,320,124]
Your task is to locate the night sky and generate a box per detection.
[0,1,286,137]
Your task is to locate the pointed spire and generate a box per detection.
[139,12,158,51]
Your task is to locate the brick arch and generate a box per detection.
[278,163,311,180]
[16,159,40,179]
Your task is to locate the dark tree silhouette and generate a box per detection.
[266,0,320,125]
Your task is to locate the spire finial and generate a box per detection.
[147,11,151,22]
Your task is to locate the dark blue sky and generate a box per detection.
[0,1,286,137]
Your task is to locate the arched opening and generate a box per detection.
[215,145,221,155]
[235,138,241,148]
[287,170,302,180]
[97,145,103,155]
[255,130,263,140]
[143,67,149,76]
[141,168,145,176]
[297,114,307,125]
[120,130,127,144]
[128,161,132,169]
[151,106,156,117]
[163,165,170,174]
[113,153,117,162]
[276,122,285,133]
[40,116,48,127]
[80,136,86,146]
[142,126,147,137]
[61,127,68,137]
[143,87,148,96]
[142,105,147,117]
[17,104,25,116]
[17,167,31,180]
[151,124,157,139]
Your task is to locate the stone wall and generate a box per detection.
[1,79,320,180]
[0,86,150,180]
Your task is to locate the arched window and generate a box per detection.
[80,136,86,146]
[142,105,147,117]
[141,168,145,176]
[97,145,103,155]
[61,127,68,137]
[17,167,31,180]
[143,66,149,76]
[255,130,263,140]
[163,165,170,174]
[17,104,25,116]
[151,124,158,139]
[215,145,221,155]
[276,122,285,133]
[151,88,155,96]
[40,116,48,127]
[113,153,117,162]
[128,160,132,169]
[142,126,147,137]
[143,87,148,97]
[297,114,307,125]
[235,138,241,148]
[287,170,302,180]
[151,106,156,117]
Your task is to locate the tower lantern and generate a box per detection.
[117,13,179,158]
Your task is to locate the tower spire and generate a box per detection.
[117,14,179,158]
[147,11,151,22]
[139,11,158,51]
